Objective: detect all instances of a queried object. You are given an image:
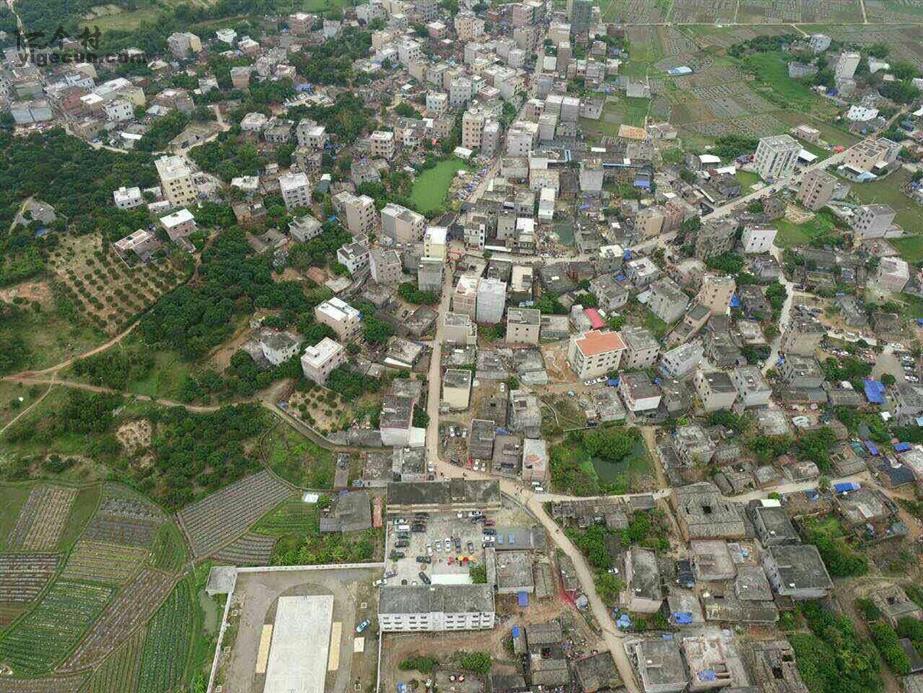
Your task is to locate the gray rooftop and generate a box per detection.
[379,584,494,615]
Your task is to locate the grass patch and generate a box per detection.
[891,235,923,264]
[739,52,834,116]
[775,210,837,247]
[125,349,193,402]
[150,522,190,573]
[409,158,469,217]
[0,382,42,430]
[735,170,762,191]
[261,423,335,489]
[0,484,33,552]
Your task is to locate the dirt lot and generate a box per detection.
[218,566,381,693]
[116,419,152,455]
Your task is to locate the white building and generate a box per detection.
[334,191,377,238]
[279,172,311,211]
[741,225,777,254]
[370,130,396,159]
[378,585,495,632]
[260,331,302,366]
[113,186,143,210]
[567,330,626,379]
[300,337,346,385]
[315,297,362,340]
[754,135,800,182]
[289,214,323,242]
[852,204,896,239]
[381,203,425,244]
[337,239,370,276]
[155,155,197,207]
[476,278,507,324]
[423,226,448,260]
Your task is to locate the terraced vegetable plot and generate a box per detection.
[213,533,276,566]
[136,577,193,693]
[81,629,144,693]
[177,471,291,559]
[0,554,61,603]
[7,486,78,552]
[61,569,175,672]
[0,580,114,675]
[252,497,320,537]
[61,541,150,586]
[149,523,189,573]
[0,673,87,692]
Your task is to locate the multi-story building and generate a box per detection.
[621,326,661,370]
[423,226,447,260]
[888,382,923,423]
[300,337,346,385]
[452,274,480,318]
[314,297,362,340]
[619,373,662,413]
[697,275,735,316]
[567,330,626,379]
[797,169,837,211]
[113,186,143,210]
[754,135,800,182]
[780,312,824,356]
[693,369,738,412]
[333,191,377,238]
[155,155,197,207]
[852,204,896,239]
[845,138,899,172]
[370,248,404,285]
[877,256,910,293]
[506,308,541,345]
[443,312,477,345]
[476,278,507,324]
[378,585,495,632]
[418,258,444,293]
[740,226,777,254]
[288,214,323,242]
[369,130,396,159]
[462,107,486,149]
[296,119,327,149]
[833,51,861,81]
[731,365,772,408]
[659,342,704,379]
[695,219,737,260]
[279,172,311,210]
[381,203,425,244]
[337,239,370,276]
[648,278,689,324]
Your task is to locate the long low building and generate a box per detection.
[386,479,501,514]
[378,584,495,632]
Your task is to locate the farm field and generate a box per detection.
[7,485,79,553]
[81,628,145,693]
[176,470,292,559]
[48,233,189,337]
[260,423,336,489]
[60,540,151,585]
[213,532,277,566]
[409,158,470,216]
[136,576,195,693]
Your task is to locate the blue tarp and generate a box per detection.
[864,440,880,456]
[517,592,529,607]
[864,378,886,404]
[729,294,742,309]
[917,318,923,326]
[673,612,693,624]
[616,614,632,629]
[607,378,620,387]
[699,670,717,682]
[512,626,521,637]
[834,482,860,493]
[894,442,911,452]
[623,249,633,260]
[805,489,820,501]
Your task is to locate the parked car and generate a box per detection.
[388,551,405,560]
[419,571,431,585]
[416,555,432,563]
[356,619,371,633]
[395,539,410,548]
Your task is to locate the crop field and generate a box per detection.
[0,580,114,675]
[81,629,145,693]
[49,234,188,336]
[61,569,175,672]
[60,540,150,585]
[0,673,88,692]
[82,492,165,548]
[736,0,863,23]
[599,0,669,23]
[136,577,194,693]
[177,470,292,559]
[798,24,923,63]
[863,0,923,22]
[149,523,189,573]
[0,554,60,604]
[213,533,276,566]
[252,496,320,537]
[7,485,78,552]
[670,0,737,22]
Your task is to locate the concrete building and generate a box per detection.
[506,308,541,345]
[754,135,800,182]
[740,226,777,254]
[778,354,824,389]
[522,437,548,483]
[444,312,478,345]
[159,208,196,242]
[731,366,771,408]
[380,395,416,447]
[852,204,896,239]
[279,172,311,210]
[113,186,143,210]
[334,191,377,237]
[762,544,833,599]
[381,203,426,244]
[155,155,196,207]
[621,326,661,370]
[369,248,403,285]
[695,219,737,261]
[798,169,837,211]
[443,368,473,410]
[780,313,824,356]
[622,547,663,613]
[627,638,688,693]
[378,585,495,632]
[834,51,861,81]
[462,107,486,149]
[296,119,327,149]
[681,633,733,692]
[259,331,302,366]
[314,297,361,340]
[418,258,443,292]
[369,130,396,159]
[877,256,910,292]
[568,330,626,379]
[749,503,800,547]
[674,424,716,466]
[509,390,542,438]
[697,275,735,316]
[476,278,507,324]
[672,482,747,541]
[300,337,346,384]
[619,373,662,413]
[289,214,323,242]
[888,382,923,423]
[337,239,370,276]
[452,274,480,319]
[423,226,447,261]
[648,278,689,324]
[694,370,738,412]
[659,342,704,379]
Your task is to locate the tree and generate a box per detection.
[469,563,487,583]
[458,651,491,674]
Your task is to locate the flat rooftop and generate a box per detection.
[263,594,333,693]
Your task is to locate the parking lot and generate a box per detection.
[384,512,495,586]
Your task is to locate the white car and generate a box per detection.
[444,539,452,551]
[434,542,442,552]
